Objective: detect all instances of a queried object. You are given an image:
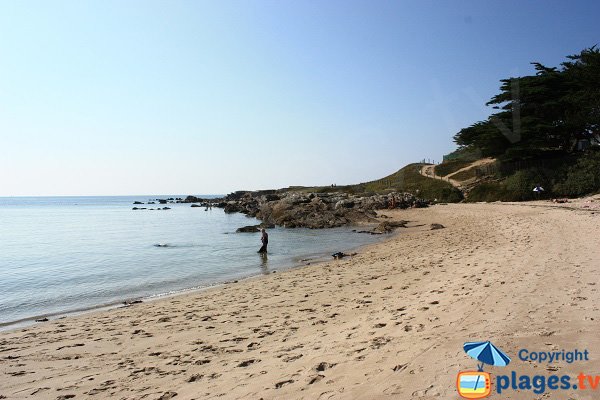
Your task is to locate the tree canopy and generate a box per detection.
[454,47,600,159]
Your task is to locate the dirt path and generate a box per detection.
[419,164,463,188]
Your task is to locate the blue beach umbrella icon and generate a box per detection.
[464,341,511,370]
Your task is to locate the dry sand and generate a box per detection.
[1,201,600,399]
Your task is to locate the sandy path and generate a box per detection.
[1,203,599,399]
[444,157,495,179]
[419,164,462,188]
[420,158,496,189]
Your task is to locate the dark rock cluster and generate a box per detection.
[191,191,428,229]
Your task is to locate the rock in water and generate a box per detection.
[236,225,260,233]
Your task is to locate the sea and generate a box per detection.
[0,196,381,329]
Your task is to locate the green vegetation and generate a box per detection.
[466,182,510,202]
[359,163,463,202]
[451,167,478,182]
[287,163,463,202]
[553,149,600,197]
[450,47,600,200]
[434,160,472,177]
[442,146,482,162]
[466,149,600,201]
[454,47,600,159]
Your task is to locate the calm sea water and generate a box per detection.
[0,196,380,327]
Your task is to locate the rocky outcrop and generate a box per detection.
[198,190,428,229]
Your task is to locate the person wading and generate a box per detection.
[258,228,268,253]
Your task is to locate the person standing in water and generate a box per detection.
[258,228,268,253]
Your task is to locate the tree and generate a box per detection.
[453,47,600,159]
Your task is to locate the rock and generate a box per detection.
[334,200,355,209]
[133,201,144,204]
[332,252,357,259]
[132,207,139,210]
[123,300,143,306]
[430,223,445,230]
[184,195,201,203]
[372,220,408,233]
[224,202,244,214]
[182,190,428,229]
[35,317,48,322]
[163,207,171,210]
[236,225,260,233]
[191,204,201,207]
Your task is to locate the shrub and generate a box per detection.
[451,168,478,182]
[434,160,472,177]
[466,182,510,202]
[553,150,600,196]
[504,169,551,201]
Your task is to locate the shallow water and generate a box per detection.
[0,196,381,326]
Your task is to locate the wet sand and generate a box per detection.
[1,201,600,399]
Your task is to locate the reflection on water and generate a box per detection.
[259,252,269,274]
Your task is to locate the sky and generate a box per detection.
[1,1,598,196]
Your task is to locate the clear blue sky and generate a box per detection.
[1,1,598,196]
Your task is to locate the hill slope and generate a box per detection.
[287,163,464,202]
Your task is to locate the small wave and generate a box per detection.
[153,243,205,248]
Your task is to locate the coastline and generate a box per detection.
[0,221,388,332]
[2,202,599,399]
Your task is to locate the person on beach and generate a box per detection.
[258,228,268,253]
[533,184,544,199]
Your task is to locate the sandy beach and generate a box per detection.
[2,200,600,399]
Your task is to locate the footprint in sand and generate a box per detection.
[187,373,203,382]
[308,374,325,384]
[237,358,260,367]
[275,379,294,389]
